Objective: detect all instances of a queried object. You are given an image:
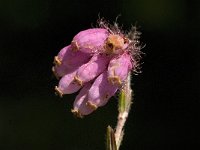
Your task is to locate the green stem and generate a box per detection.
[106,126,117,150]
[106,73,133,150]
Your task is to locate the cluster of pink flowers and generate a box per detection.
[52,21,141,117]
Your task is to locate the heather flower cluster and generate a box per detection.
[52,21,141,117]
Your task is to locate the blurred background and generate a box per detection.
[0,0,199,149]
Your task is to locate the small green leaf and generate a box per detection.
[106,126,117,150]
[119,89,126,113]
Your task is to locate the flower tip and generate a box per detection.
[108,76,122,86]
[86,101,98,110]
[71,40,79,51]
[52,66,60,80]
[71,109,83,118]
[55,86,63,97]
[73,76,83,86]
[53,56,62,66]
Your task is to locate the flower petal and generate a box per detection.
[107,53,132,86]
[53,45,92,77]
[72,82,95,117]
[71,28,109,53]
[87,71,118,108]
[55,71,81,96]
[61,46,92,69]
[74,54,111,85]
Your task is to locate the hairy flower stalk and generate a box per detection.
[52,19,142,150]
[115,74,132,149]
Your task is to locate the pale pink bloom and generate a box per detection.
[52,45,69,77]
[107,53,133,86]
[87,71,118,109]
[53,45,92,78]
[72,83,94,117]
[74,54,111,86]
[71,28,109,53]
[55,71,81,97]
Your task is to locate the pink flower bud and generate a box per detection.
[71,83,94,117]
[87,71,118,108]
[71,28,109,53]
[107,53,132,86]
[52,46,69,77]
[55,71,81,97]
[61,46,92,69]
[53,45,92,78]
[74,54,111,85]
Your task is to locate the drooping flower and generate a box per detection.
[73,53,111,86]
[71,71,119,117]
[87,71,119,109]
[107,53,133,86]
[52,20,141,117]
[71,82,94,117]
[52,45,69,78]
[71,28,109,53]
[52,45,92,78]
[55,71,81,97]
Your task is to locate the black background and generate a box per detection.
[0,0,199,150]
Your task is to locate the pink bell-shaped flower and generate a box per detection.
[53,45,92,78]
[73,54,111,86]
[71,83,95,117]
[87,71,119,110]
[71,28,109,53]
[55,71,81,97]
[107,53,133,86]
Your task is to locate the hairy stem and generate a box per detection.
[106,73,133,150]
[115,73,132,149]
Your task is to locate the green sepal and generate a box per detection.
[106,126,117,150]
[119,89,126,113]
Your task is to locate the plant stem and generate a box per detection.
[106,126,117,150]
[106,73,133,150]
[115,73,132,150]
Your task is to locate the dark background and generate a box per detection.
[0,0,199,150]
